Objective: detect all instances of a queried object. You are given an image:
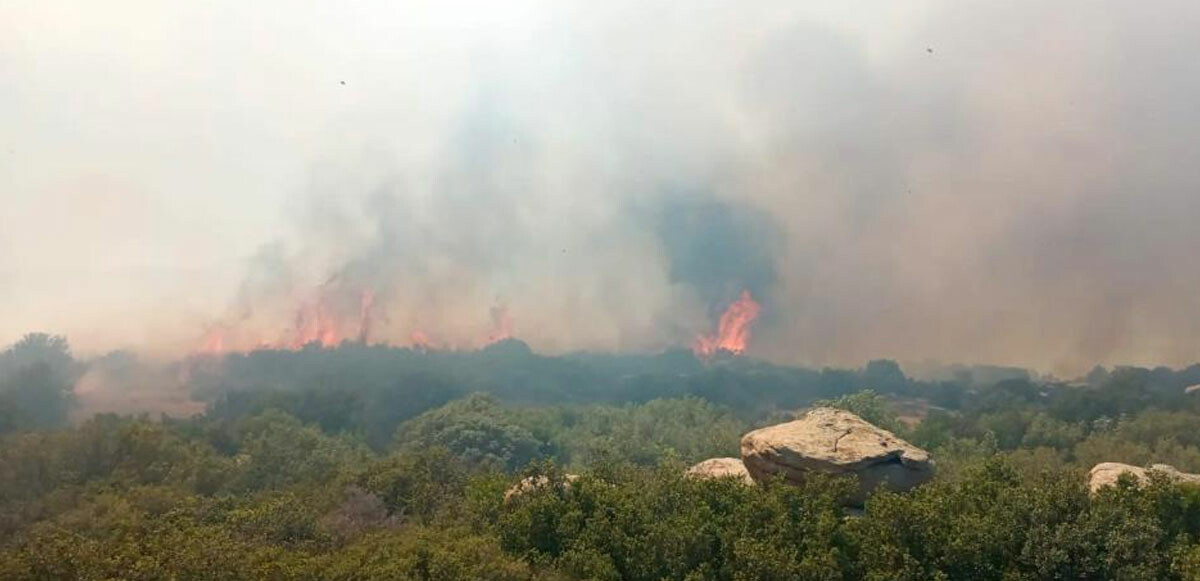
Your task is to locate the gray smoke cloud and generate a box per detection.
[3,1,1199,375]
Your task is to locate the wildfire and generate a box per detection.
[194,287,519,356]
[409,329,433,350]
[197,325,227,355]
[693,290,761,359]
[291,298,340,348]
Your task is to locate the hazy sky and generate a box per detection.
[3,1,1199,375]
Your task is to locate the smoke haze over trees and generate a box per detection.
[4,1,1200,375]
[7,3,1200,576]
[7,331,1200,577]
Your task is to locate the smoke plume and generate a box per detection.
[3,1,1200,375]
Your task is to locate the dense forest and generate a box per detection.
[5,333,1200,579]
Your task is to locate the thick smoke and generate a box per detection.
[3,1,1200,375]
[655,195,781,312]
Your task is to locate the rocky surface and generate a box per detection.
[1088,462,1200,493]
[740,407,934,504]
[685,457,755,485]
[503,473,580,503]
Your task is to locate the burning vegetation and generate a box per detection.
[198,284,761,361]
[194,225,762,361]
[195,280,520,356]
[693,290,762,359]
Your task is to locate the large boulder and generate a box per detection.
[1088,462,1200,494]
[740,407,934,504]
[686,457,755,485]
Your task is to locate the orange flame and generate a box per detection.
[197,325,227,355]
[693,290,761,359]
[194,287,523,356]
[409,329,433,350]
[292,298,340,348]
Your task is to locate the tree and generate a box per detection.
[863,359,908,393]
[0,333,77,430]
[394,394,548,471]
[816,390,903,434]
[0,363,72,429]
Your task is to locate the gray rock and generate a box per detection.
[1088,462,1200,494]
[686,457,755,485]
[503,473,579,503]
[740,407,934,504]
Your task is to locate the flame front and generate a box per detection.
[193,284,518,356]
[409,329,433,350]
[198,325,227,355]
[291,298,340,348]
[693,290,761,359]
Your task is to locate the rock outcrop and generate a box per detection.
[503,473,579,503]
[1088,462,1200,494]
[686,457,755,485]
[740,407,934,504]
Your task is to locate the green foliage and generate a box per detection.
[497,463,853,580]
[815,390,903,434]
[395,393,548,471]
[1020,413,1085,450]
[0,333,78,431]
[392,394,743,471]
[862,359,908,393]
[229,409,370,491]
[11,338,1200,578]
[519,396,746,468]
[908,409,958,450]
[355,448,470,523]
[6,400,1200,579]
[315,525,540,580]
